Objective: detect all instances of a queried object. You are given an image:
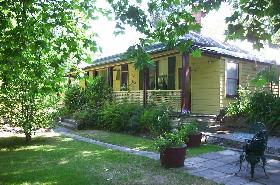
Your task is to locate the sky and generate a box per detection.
[89,2,280,65]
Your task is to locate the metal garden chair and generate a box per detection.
[237,122,268,179]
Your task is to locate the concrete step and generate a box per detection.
[62,118,77,125]
[58,121,77,130]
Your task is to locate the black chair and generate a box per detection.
[237,122,268,179]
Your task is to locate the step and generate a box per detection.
[58,121,77,130]
[62,118,77,125]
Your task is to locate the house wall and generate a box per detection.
[78,52,274,115]
[219,57,270,109]
[189,55,220,114]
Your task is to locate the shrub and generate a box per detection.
[226,89,280,131]
[64,84,86,114]
[84,76,112,109]
[226,87,251,116]
[249,91,280,130]
[140,105,172,137]
[62,76,112,127]
[99,103,144,133]
[73,109,98,130]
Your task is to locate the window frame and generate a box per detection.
[226,61,239,98]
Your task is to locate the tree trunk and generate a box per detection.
[25,132,31,143]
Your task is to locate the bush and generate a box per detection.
[140,105,172,137]
[99,103,171,136]
[64,84,86,114]
[249,91,280,130]
[226,89,280,131]
[226,87,251,116]
[73,109,98,130]
[99,103,144,133]
[62,76,112,127]
[84,77,112,109]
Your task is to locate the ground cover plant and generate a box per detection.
[0,135,219,185]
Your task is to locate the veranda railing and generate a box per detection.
[112,90,181,112]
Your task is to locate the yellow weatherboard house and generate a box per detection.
[69,32,280,115]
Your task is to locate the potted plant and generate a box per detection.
[179,121,202,147]
[154,132,187,168]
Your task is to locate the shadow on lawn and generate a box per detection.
[0,135,133,185]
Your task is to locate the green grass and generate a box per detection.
[74,130,223,157]
[0,135,219,185]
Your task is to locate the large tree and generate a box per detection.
[0,0,101,141]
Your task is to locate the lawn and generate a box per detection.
[0,135,219,185]
[74,129,223,157]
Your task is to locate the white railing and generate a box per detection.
[113,90,181,111]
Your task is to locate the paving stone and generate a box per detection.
[184,157,208,165]
[254,173,280,185]
[184,163,210,174]
[199,152,226,160]
[197,159,225,168]
[267,159,280,168]
[215,155,240,164]
[242,181,264,185]
[212,163,239,175]
[223,175,251,185]
[217,149,240,156]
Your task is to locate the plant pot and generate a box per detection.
[187,133,202,147]
[160,145,187,168]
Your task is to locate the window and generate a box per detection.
[149,65,156,90]
[226,62,239,97]
[121,64,128,90]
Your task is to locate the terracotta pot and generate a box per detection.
[187,133,202,147]
[160,145,187,168]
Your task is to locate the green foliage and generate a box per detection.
[84,77,112,109]
[99,103,144,133]
[63,76,112,128]
[226,89,280,131]
[178,121,199,140]
[0,87,58,140]
[73,109,95,130]
[226,0,280,49]
[64,84,86,114]
[226,87,252,116]
[154,132,185,153]
[251,65,279,89]
[0,1,102,141]
[98,103,171,136]
[140,105,172,137]
[249,91,280,130]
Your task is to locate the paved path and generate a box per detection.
[205,132,280,149]
[55,127,280,185]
